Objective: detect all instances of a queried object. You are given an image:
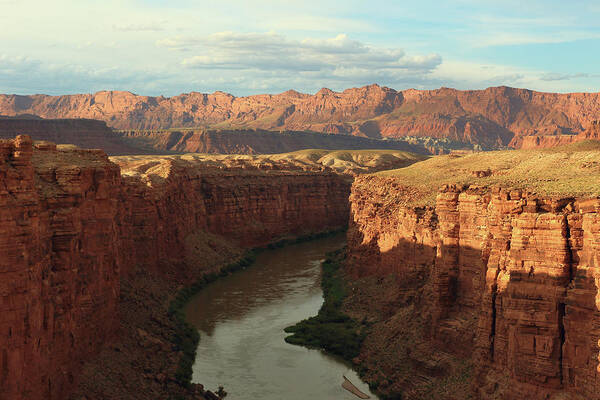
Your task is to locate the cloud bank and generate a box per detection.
[156,32,443,91]
[1,0,598,95]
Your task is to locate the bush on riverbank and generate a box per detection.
[284,249,368,361]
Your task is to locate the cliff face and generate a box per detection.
[520,121,600,149]
[0,117,432,156]
[0,118,142,155]
[347,176,600,399]
[2,85,600,149]
[0,136,350,400]
[116,156,350,267]
[117,128,427,155]
[0,137,122,400]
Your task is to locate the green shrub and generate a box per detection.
[168,229,345,387]
[284,249,368,361]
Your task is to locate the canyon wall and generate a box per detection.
[0,136,350,400]
[2,85,600,149]
[0,116,433,157]
[0,118,142,155]
[347,176,600,399]
[117,128,427,154]
[0,137,122,400]
[520,120,600,149]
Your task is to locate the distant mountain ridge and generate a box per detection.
[0,117,143,155]
[0,117,432,156]
[1,85,599,149]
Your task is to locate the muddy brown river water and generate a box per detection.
[184,233,376,399]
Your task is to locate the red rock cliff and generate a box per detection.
[0,136,350,400]
[117,128,426,155]
[0,118,142,155]
[0,137,122,400]
[3,85,600,149]
[347,176,600,399]
[520,120,600,149]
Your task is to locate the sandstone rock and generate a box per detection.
[116,128,427,155]
[520,120,600,149]
[0,136,351,400]
[347,176,600,399]
[0,118,143,155]
[3,86,600,149]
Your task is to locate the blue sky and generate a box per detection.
[1,0,599,96]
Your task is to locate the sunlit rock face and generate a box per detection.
[520,121,600,149]
[347,176,600,399]
[2,86,600,149]
[0,136,350,400]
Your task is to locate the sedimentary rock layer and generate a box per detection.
[0,137,122,400]
[347,176,600,399]
[0,136,350,400]
[520,120,600,149]
[2,85,600,148]
[0,117,143,155]
[117,128,428,154]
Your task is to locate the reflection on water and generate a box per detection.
[184,233,376,399]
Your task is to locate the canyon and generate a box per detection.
[2,85,600,150]
[2,131,600,399]
[0,135,350,400]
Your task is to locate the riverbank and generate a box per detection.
[70,231,245,400]
[284,249,369,361]
[184,233,375,399]
[172,229,346,388]
[282,250,410,399]
[70,230,346,400]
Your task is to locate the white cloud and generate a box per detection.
[262,15,377,33]
[159,31,443,87]
[113,22,165,32]
[1,0,599,96]
[429,59,598,93]
[0,54,170,95]
[540,73,591,81]
[469,31,600,47]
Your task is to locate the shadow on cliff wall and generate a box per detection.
[344,227,600,400]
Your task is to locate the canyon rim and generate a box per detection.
[2,1,600,399]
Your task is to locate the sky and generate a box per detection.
[1,0,599,96]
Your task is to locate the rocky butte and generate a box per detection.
[2,85,600,150]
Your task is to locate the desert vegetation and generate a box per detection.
[284,249,369,361]
[376,140,600,206]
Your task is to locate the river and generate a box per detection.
[184,233,376,399]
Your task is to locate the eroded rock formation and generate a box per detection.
[346,176,600,399]
[3,85,600,149]
[0,136,350,400]
[0,137,122,400]
[0,117,143,155]
[520,120,600,149]
[117,128,428,155]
